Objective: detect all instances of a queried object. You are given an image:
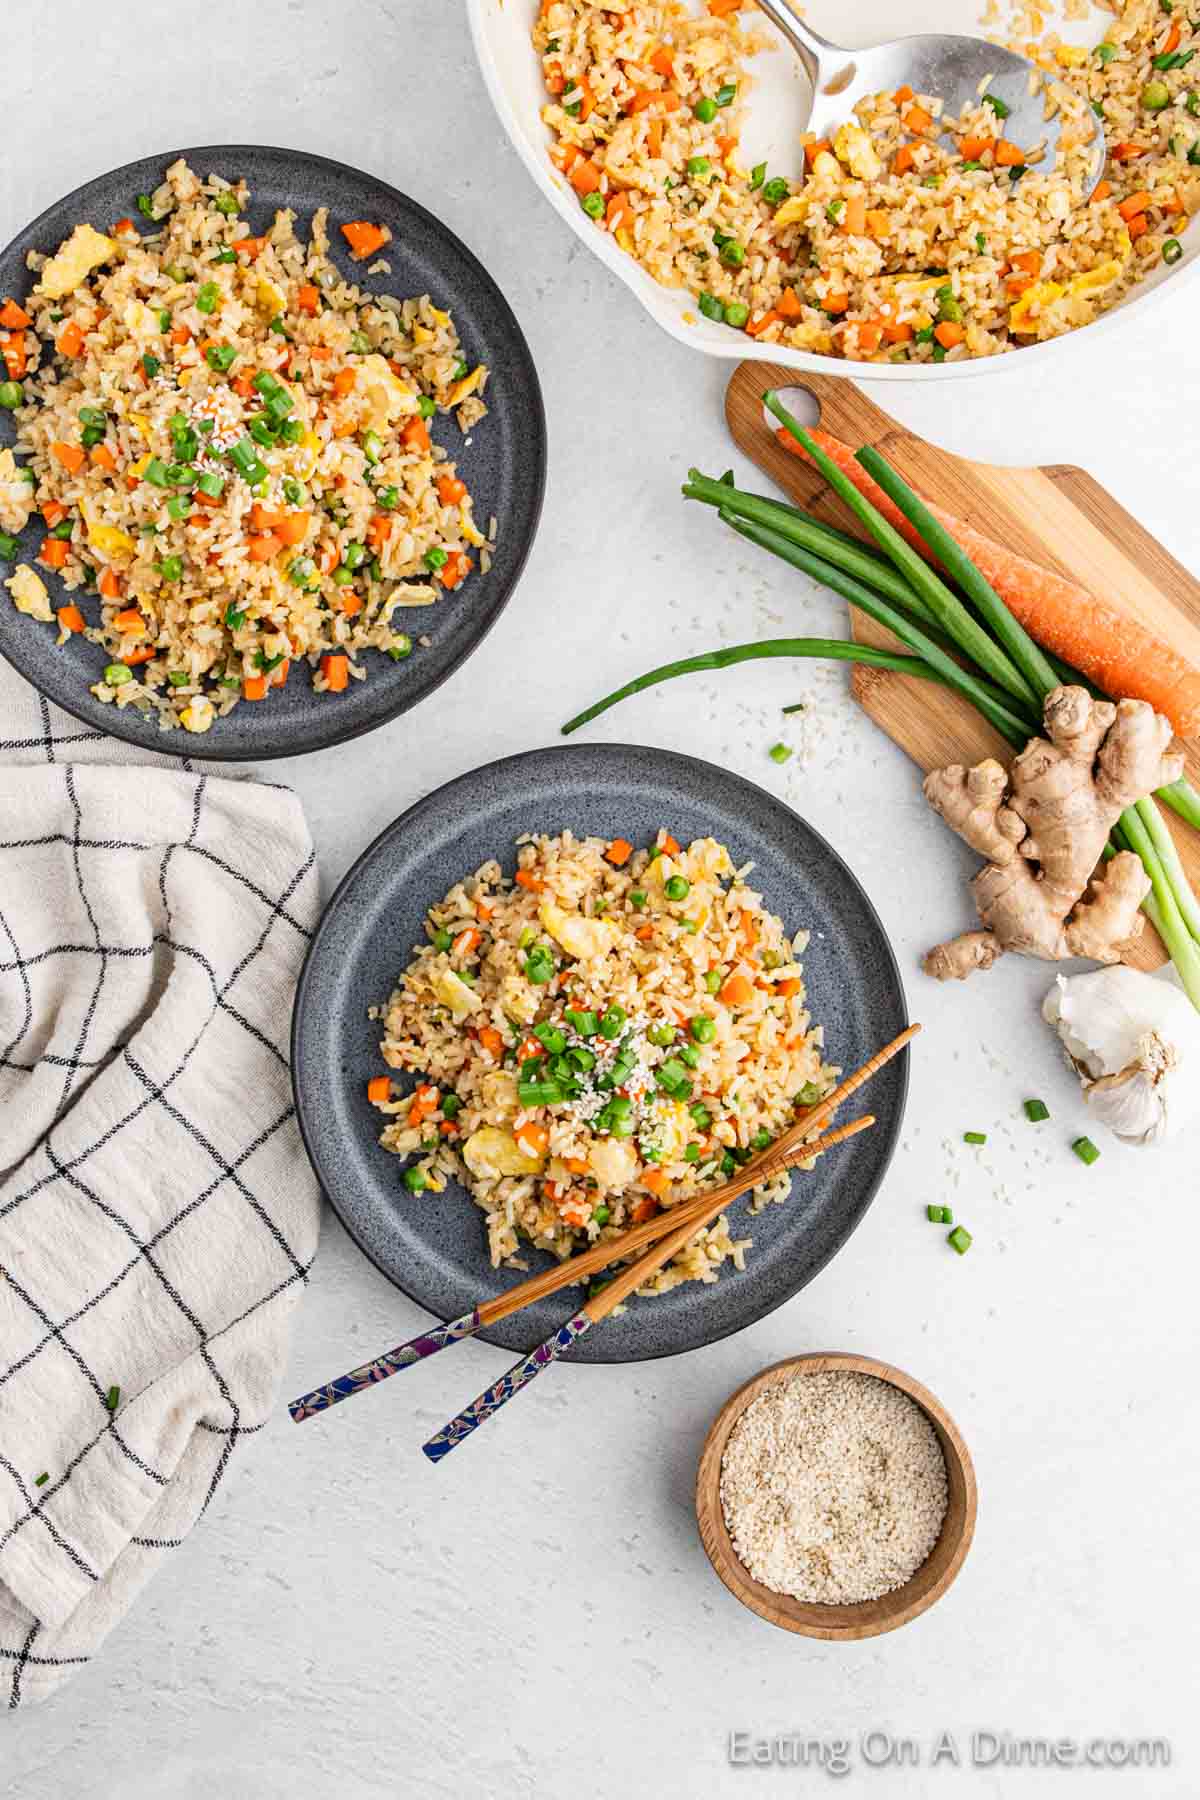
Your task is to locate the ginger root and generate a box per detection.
[923,687,1184,981]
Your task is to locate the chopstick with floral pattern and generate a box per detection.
[421,1113,876,1462]
[288,1025,917,1425]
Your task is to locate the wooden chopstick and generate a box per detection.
[478,1020,919,1328]
[420,1113,877,1462]
[291,1023,918,1426]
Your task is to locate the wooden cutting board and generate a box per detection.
[724,364,1200,971]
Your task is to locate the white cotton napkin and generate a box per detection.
[0,663,322,1708]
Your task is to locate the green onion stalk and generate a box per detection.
[562,389,1200,1008]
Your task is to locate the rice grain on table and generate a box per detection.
[532,0,1198,365]
[721,1372,948,1603]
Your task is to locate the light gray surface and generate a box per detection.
[4,2,1198,1795]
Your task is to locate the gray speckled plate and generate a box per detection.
[291,745,909,1361]
[0,145,545,761]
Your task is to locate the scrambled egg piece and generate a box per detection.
[1054,43,1089,66]
[772,194,810,230]
[81,506,136,561]
[462,1126,545,1179]
[647,1099,691,1164]
[1065,258,1123,299]
[180,696,216,733]
[5,564,52,622]
[430,965,483,1022]
[833,121,882,182]
[36,223,117,300]
[255,272,287,317]
[587,1136,639,1190]
[119,298,160,345]
[360,353,419,434]
[788,322,833,354]
[1008,279,1064,333]
[0,448,35,534]
[538,898,622,961]
[447,365,485,407]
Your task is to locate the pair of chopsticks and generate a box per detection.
[289,1024,919,1457]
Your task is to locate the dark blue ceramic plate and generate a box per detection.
[0,145,545,761]
[292,745,910,1363]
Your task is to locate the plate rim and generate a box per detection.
[290,741,911,1363]
[0,141,548,762]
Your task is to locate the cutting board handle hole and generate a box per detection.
[761,383,819,434]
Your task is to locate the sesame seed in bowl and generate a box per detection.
[695,1352,977,1639]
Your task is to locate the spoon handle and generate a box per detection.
[750,0,840,82]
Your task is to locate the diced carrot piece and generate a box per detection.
[993,139,1025,166]
[550,140,580,174]
[57,605,86,634]
[840,194,867,235]
[892,144,918,175]
[564,1156,590,1176]
[853,320,883,353]
[865,208,891,239]
[170,323,192,346]
[233,236,267,259]
[436,473,467,506]
[56,320,86,357]
[630,1196,657,1223]
[516,1121,549,1155]
[247,532,282,561]
[113,217,136,236]
[321,652,349,692]
[605,838,633,866]
[367,1076,391,1103]
[89,444,117,472]
[934,319,965,348]
[719,968,755,1007]
[1117,189,1153,221]
[0,299,30,330]
[893,84,914,104]
[642,1169,670,1196]
[97,567,122,601]
[709,0,743,13]
[52,442,85,474]
[296,284,320,315]
[123,645,155,666]
[1126,213,1150,239]
[41,500,67,528]
[400,416,431,453]
[574,78,595,120]
[39,538,70,569]
[243,675,269,701]
[342,220,390,261]
[365,514,393,553]
[902,103,934,133]
[1011,248,1042,275]
[661,834,680,855]
[776,978,802,998]
[439,1119,459,1137]
[959,134,990,160]
[113,607,145,633]
[745,308,781,338]
[804,139,831,165]
[274,512,310,547]
[605,191,634,232]
[308,344,333,361]
[453,926,482,956]
[477,1025,503,1058]
[1,333,27,380]
[882,318,912,344]
[649,46,674,77]
[249,504,286,532]
[1091,179,1113,202]
[1006,273,1037,296]
[647,118,664,157]
[716,134,738,160]
[438,550,472,590]
[569,158,602,197]
[337,592,363,617]
[544,59,565,96]
[330,367,356,399]
[822,291,849,314]
[776,287,803,320]
[635,923,655,941]
[515,868,545,891]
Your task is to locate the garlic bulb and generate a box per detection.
[1043,966,1200,1147]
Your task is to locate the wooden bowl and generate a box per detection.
[695,1352,977,1640]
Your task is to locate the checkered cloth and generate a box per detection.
[0,667,322,1708]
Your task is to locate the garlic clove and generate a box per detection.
[1042,966,1200,1147]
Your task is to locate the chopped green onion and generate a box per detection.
[225,602,246,629]
[388,634,413,660]
[196,281,219,315]
[361,428,383,465]
[963,1131,987,1145]
[581,190,605,219]
[35,1472,49,1488]
[982,93,1011,118]
[403,1165,428,1193]
[1097,41,1119,63]
[715,82,737,106]
[698,291,724,322]
[1072,1135,1101,1165]
[423,547,448,572]
[142,353,160,379]
[377,485,400,510]
[196,469,225,499]
[0,531,18,560]
[750,161,767,188]
[1163,236,1184,264]
[205,344,237,372]
[229,438,267,483]
[1024,1098,1050,1122]
[158,556,183,581]
[49,518,75,540]
[524,945,556,984]
[105,1385,120,1411]
[417,394,436,419]
[167,495,191,521]
[947,1225,972,1254]
[137,193,155,217]
[213,190,240,216]
[768,741,792,764]
[565,1008,599,1036]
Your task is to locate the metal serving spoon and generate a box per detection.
[751,0,1106,194]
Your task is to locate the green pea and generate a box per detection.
[719,240,745,268]
[431,927,452,952]
[693,96,718,123]
[724,301,749,328]
[158,556,183,581]
[698,291,724,322]
[0,381,24,409]
[762,177,790,205]
[403,1165,428,1193]
[1143,79,1171,110]
[423,547,448,572]
[664,875,690,901]
[690,1014,717,1044]
[104,663,133,686]
[581,190,605,219]
[683,1144,701,1163]
[0,531,18,560]
[704,969,722,994]
[687,155,712,179]
[629,890,648,910]
[648,1023,676,1048]
[343,540,367,570]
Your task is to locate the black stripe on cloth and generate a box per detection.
[0,902,33,1069]
[58,769,107,1115]
[0,1450,99,1582]
[7,1621,39,1710]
